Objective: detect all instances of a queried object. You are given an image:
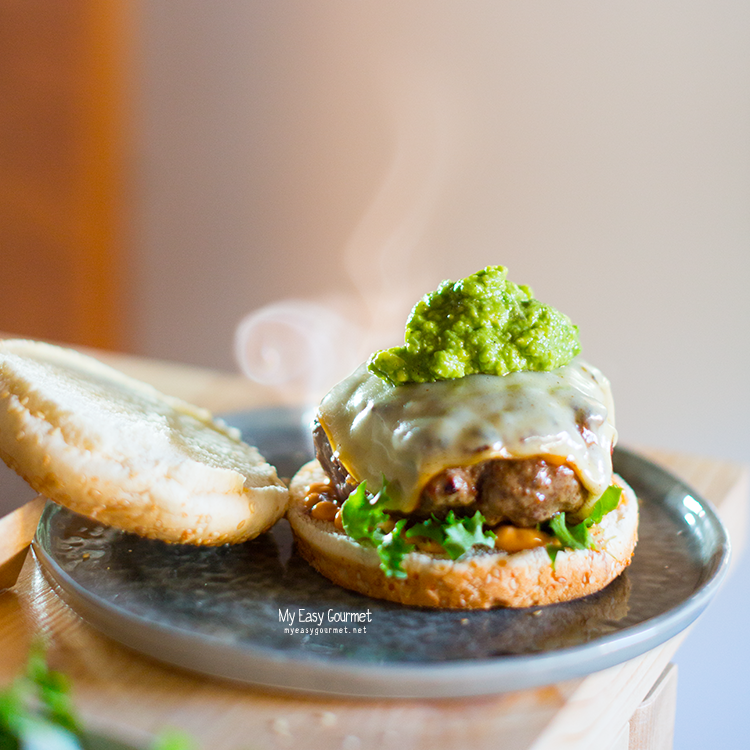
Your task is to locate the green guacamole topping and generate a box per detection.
[367,265,581,385]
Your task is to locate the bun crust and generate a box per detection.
[288,461,638,609]
[0,339,288,545]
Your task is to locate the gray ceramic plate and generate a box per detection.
[33,407,730,698]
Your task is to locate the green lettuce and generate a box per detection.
[341,483,496,577]
[341,480,413,578]
[406,511,496,560]
[376,519,414,578]
[583,484,623,525]
[545,485,623,564]
[340,481,390,541]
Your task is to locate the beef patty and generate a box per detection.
[313,420,588,527]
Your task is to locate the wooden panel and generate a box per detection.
[0,0,133,351]
[628,663,677,750]
[0,497,46,590]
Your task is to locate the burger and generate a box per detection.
[288,266,638,609]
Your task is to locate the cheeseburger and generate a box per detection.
[288,266,638,609]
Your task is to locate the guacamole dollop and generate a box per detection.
[367,265,581,385]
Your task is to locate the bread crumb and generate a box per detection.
[320,711,337,727]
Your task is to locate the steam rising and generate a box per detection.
[343,61,455,321]
[234,299,363,405]
[236,59,458,405]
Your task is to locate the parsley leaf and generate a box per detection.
[24,644,81,736]
[151,728,199,750]
[0,644,199,750]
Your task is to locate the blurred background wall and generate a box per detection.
[131,1,750,466]
[0,3,749,746]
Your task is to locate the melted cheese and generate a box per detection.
[317,358,616,513]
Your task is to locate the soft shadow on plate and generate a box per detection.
[32,407,730,698]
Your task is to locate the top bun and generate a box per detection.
[0,339,288,545]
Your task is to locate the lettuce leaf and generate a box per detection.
[341,481,415,577]
[340,481,389,542]
[585,485,622,526]
[404,517,444,545]
[376,519,413,579]
[545,484,623,564]
[342,480,623,574]
[341,483,497,576]
[407,511,496,560]
[546,545,561,565]
[548,513,590,551]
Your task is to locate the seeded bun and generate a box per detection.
[288,460,638,609]
[0,339,288,545]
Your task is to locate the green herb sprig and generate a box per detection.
[0,643,197,750]
[0,641,82,749]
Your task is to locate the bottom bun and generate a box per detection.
[288,460,639,609]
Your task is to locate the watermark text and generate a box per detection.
[279,607,372,635]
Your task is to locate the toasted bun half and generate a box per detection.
[0,339,288,545]
[289,460,638,609]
